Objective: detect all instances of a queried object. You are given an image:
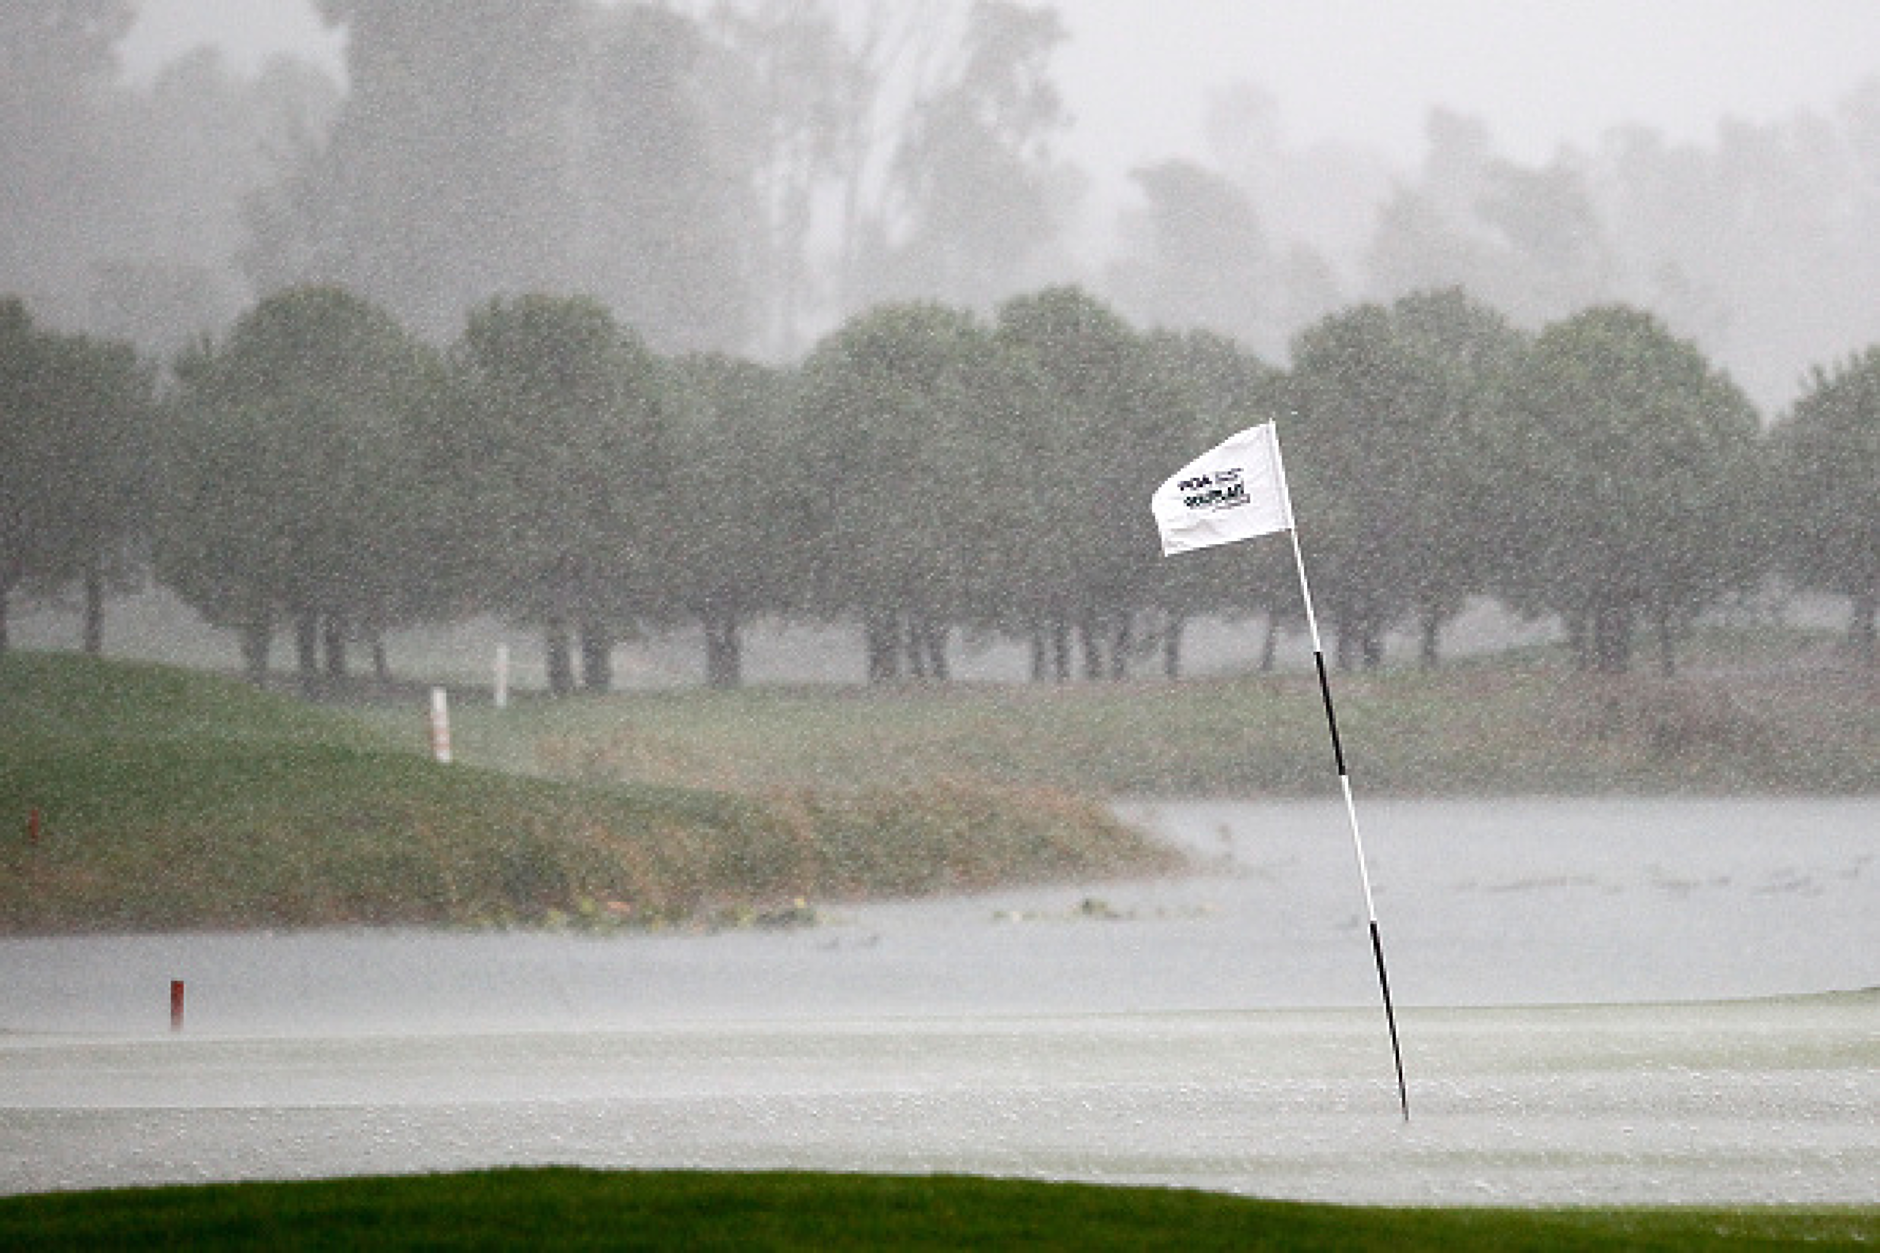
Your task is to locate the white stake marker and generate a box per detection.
[429,687,453,764]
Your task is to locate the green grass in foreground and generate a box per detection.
[0,1169,1872,1251]
[0,653,1174,933]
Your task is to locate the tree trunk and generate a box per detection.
[1591,603,1632,674]
[1260,615,1281,672]
[579,620,613,692]
[83,564,105,656]
[322,615,348,683]
[704,611,743,688]
[240,617,271,684]
[922,619,950,681]
[903,614,928,680]
[1654,607,1678,678]
[544,614,575,697]
[295,610,320,697]
[1851,589,1877,669]
[1361,624,1384,671]
[1029,621,1048,682]
[370,632,392,686]
[1051,617,1072,682]
[1418,610,1441,670]
[1163,615,1184,680]
[1079,612,1103,680]
[1110,614,1132,681]
[0,583,12,655]
[1565,610,1591,671]
[864,610,900,683]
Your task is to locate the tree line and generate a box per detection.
[2,283,1875,688]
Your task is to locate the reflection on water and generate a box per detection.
[1,797,1875,1204]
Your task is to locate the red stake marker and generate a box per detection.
[170,980,185,1032]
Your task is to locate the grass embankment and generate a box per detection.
[0,653,1174,933]
[0,1169,1872,1251]
[5,636,1871,930]
[436,648,1878,797]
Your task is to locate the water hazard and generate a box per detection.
[3,797,1876,1203]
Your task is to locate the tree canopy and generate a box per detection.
[1774,348,1880,665]
[1493,305,1763,674]
[20,270,1880,684]
[0,299,149,654]
[157,286,448,686]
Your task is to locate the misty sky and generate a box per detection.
[122,0,1880,174]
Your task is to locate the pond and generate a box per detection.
[3,797,1875,1204]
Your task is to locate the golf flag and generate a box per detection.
[1150,422,1292,555]
[1151,417,1412,1120]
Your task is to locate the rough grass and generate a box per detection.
[0,653,1177,934]
[0,1169,1872,1251]
[438,658,1878,798]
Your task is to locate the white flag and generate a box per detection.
[1151,422,1294,556]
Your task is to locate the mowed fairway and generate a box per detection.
[5,993,1875,1208]
[0,1169,1875,1251]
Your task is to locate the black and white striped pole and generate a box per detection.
[1271,427,1411,1122]
[1152,420,1410,1121]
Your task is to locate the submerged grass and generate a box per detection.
[0,1169,1872,1251]
[0,653,1174,934]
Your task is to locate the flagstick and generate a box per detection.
[1272,427,1411,1122]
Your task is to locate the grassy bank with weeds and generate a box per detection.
[0,1169,1873,1251]
[425,658,1878,798]
[4,638,1871,931]
[0,653,1176,934]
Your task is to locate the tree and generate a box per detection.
[1109,159,1271,346]
[1773,348,1880,666]
[995,287,1182,680]
[264,2,762,354]
[1141,328,1291,677]
[1364,110,1613,331]
[1199,80,1380,327]
[26,329,152,655]
[1495,305,1763,674]
[2,6,318,354]
[1590,108,1880,409]
[98,49,342,361]
[450,294,670,694]
[0,300,150,654]
[289,0,586,338]
[664,354,803,687]
[158,287,450,687]
[570,4,760,353]
[1287,289,1527,669]
[847,1,1075,314]
[706,2,857,357]
[705,1,1079,344]
[792,301,1008,682]
[0,2,136,324]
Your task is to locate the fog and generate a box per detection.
[26,0,1880,407]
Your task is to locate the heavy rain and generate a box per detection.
[1,0,1876,1232]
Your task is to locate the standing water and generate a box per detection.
[2,797,1875,1203]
